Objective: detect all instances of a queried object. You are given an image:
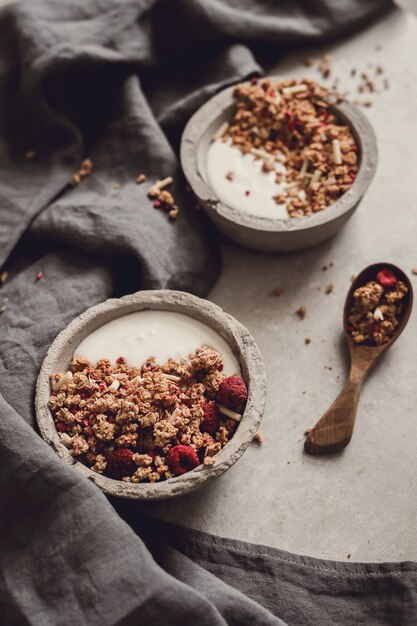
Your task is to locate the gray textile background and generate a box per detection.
[1,0,416,624]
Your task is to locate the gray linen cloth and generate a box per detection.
[2,0,416,624]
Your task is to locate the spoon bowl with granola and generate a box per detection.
[181,77,377,252]
[305,263,413,455]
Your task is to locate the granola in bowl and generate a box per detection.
[347,268,409,346]
[48,347,247,483]
[207,78,359,219]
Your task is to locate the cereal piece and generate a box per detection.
[411,268,417,275]
[253,431,263,443]
[304,337,311,344]
[0,271,8,284]
[296,306,307,319]
[25,150,37,160]
[271,287,284,297]
[325,283,334,294]
[136,173,146,184]
[71,159,92,186]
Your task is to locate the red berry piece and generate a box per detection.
[166,445,199,476]
[105,448,135,480]
[57,422,67,433]
[116,356,125,364]
[377,268,397,288]
[217,376,248,410]
[201,402,220,435]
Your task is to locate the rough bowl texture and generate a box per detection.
[180,78,378,252]
[35,290,267,501]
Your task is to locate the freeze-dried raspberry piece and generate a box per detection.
[166,445,199,476]
[105,448,135,480]
[217,376,248,410]
[201,402,220,435]
[377,268,397,288]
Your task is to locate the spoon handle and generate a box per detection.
[304,378,363,454]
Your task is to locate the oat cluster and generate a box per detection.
[71,159,93,186]
[221,78,358,218]
[347,270,408,345]
[48,347,241,483]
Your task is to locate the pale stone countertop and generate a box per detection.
[145,6,417,563]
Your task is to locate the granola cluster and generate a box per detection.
[347,269,408,345]
[48,347,247,482]
[219,78,358,218]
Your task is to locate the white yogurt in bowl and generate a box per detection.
[75,309,240,374]
[206,139,289,220]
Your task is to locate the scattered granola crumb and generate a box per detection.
[325,283,334,294]
[303,56,314,67]
[253,432,264,443]
[226,171,234,181]
[347,554,351,559]
[148,177,180,220]
[296,306,307,319]
[271,287,284,297]
[304,337,311,345]
[25,150,37,160]
[112,182,120,189]
[318,53,331,79]
[71,159,93,186]
[412,268,417,275]
[136,173,146,184]
[36,272,43,281]
[0,271,8,284]
[304,427,312,436]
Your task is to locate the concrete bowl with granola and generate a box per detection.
[181,77,377,252]
[35,290,266,500]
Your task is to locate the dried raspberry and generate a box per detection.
[57,422,67,433]
[201,402,220,435]
[116,356,125,364]
[250,76,259,85]
[166,445,199,476]
[377,268,397,288]
[105,448,135,480]
[217,376,248,410]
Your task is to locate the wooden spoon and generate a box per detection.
[304,263,413,455]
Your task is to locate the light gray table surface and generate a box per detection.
[144,6,417,563]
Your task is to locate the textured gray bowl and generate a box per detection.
[35,290,266,501]
[180,79,378,252]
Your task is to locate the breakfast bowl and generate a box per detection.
[180,77,378,252]
[35,290,266,500]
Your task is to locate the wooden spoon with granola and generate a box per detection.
[304,263,413,455]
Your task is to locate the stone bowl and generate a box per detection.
[180,78,378,252]
[35,290,266,501]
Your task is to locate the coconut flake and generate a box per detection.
[332,139,342,165]
[218,405,242,422]
[162,373,181,382]
[109,379,120,392]
[52,371,73,392]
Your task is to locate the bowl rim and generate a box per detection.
[35,290,267,501]
[180,76,378,234]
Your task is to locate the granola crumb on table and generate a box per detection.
[347,268,408,346]
[219,78,358,218]
[48,346,248,482]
